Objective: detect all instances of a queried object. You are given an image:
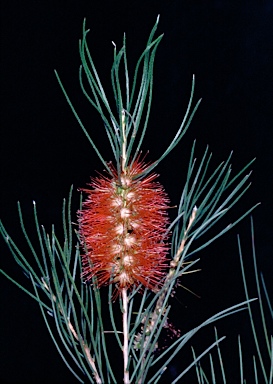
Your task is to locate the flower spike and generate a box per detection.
[78,158,170,294]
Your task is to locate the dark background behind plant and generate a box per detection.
[1,0,272,383]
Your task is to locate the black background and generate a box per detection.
[1,0,272,383]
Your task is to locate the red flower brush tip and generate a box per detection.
[78,159,170,294]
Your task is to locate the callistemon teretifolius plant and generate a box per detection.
[0,16,257,384]
[78,159,170,294]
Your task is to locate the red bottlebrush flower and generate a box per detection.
[78,159,170,294]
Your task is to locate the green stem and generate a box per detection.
[122,288,130,384]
